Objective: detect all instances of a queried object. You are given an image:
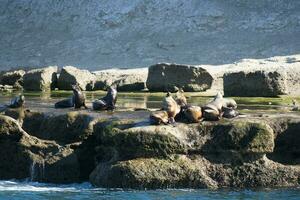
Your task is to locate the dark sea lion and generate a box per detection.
[9,94,25,108]
[149,110,169,125]
[93,87,117,111]
[184,105,202,123]
[72,84,88,109]
[162,92,181,123]
[55,84,87,109]
[55,98,74,108]
[222,107,239,118]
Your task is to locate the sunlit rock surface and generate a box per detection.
[0,1,299,70]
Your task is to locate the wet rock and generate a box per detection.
[23,66,58,91]
[0,114,81,183]
[146,63,214,92]
[93,68,147,91]
[0,70,25,88]
[57,66,96,90]
[90,156,218,189]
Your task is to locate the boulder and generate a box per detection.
[90,155,300,189]
[0,114,81,183]
[0,69,25,88]
[23,66,58,91]
[224,70,287,97]
[22,111,95,144]
[57,66,96,90]
[93,68,147,91]
[90,156,218,189]
[224,57,300,97]
[146,63,214,92]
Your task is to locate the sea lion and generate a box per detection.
[55,98,74,108]
[175,88,187,108]
[72,84,88,109]
[93,87,117,111]
[184,105,202,123]
[162,92,181,123]
[149,110,169,125]
[55,84,87,109]
[222,98,237,109]
[202,92,224,121]
[9,94,25,108]
[222,107,239,118]
[292,99,299,111]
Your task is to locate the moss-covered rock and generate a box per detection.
[90,156,218,189]
[0,114,80,183]
[23,111,95,144]
[202,120,274,154]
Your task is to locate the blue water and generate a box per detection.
[0,181,299,200]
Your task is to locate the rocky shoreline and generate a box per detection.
[0,107,300,189]
[1,55,300,97]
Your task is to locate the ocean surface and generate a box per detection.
[0,181,299,200]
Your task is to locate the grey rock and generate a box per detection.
[57,66,96,90]
[146,63,214,92]
[0,70,25,87]
[93,68,147,91]
[23,66,58,91]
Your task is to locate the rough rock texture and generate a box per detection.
[0,70,25,88]
[23,66,58,91]
[224,57,300,97]
[1,110,300,189]
[0,114,80,183]
[0,1,299,70]
[146,63,214,92]
[57,66,96,90]
[93,68,147,91]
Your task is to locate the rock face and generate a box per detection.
[0,114,80,183]
[23,66,58,91]
[224,57,300,97]
[0,1,299,70]
[57,66,96,90]
[0,70,25,88]
[146,63,214,92]
[93,68,147,91]
[1,110,300,189]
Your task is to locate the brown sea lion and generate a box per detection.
[162,92,181,123]
[93,87,118,111]
[149,110,169,125]
[184,105,202,123]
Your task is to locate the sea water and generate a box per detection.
[0,181,299,200]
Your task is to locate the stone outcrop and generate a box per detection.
[23,66,58,91]
[224,57,300,97]
[0,69,25,88]
[93,68,147,91]
[57,66,96,90]
[1,109,300,189]
[146,63,214,92]
[0,114,80,183]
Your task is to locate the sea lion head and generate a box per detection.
[214,92,223,100]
